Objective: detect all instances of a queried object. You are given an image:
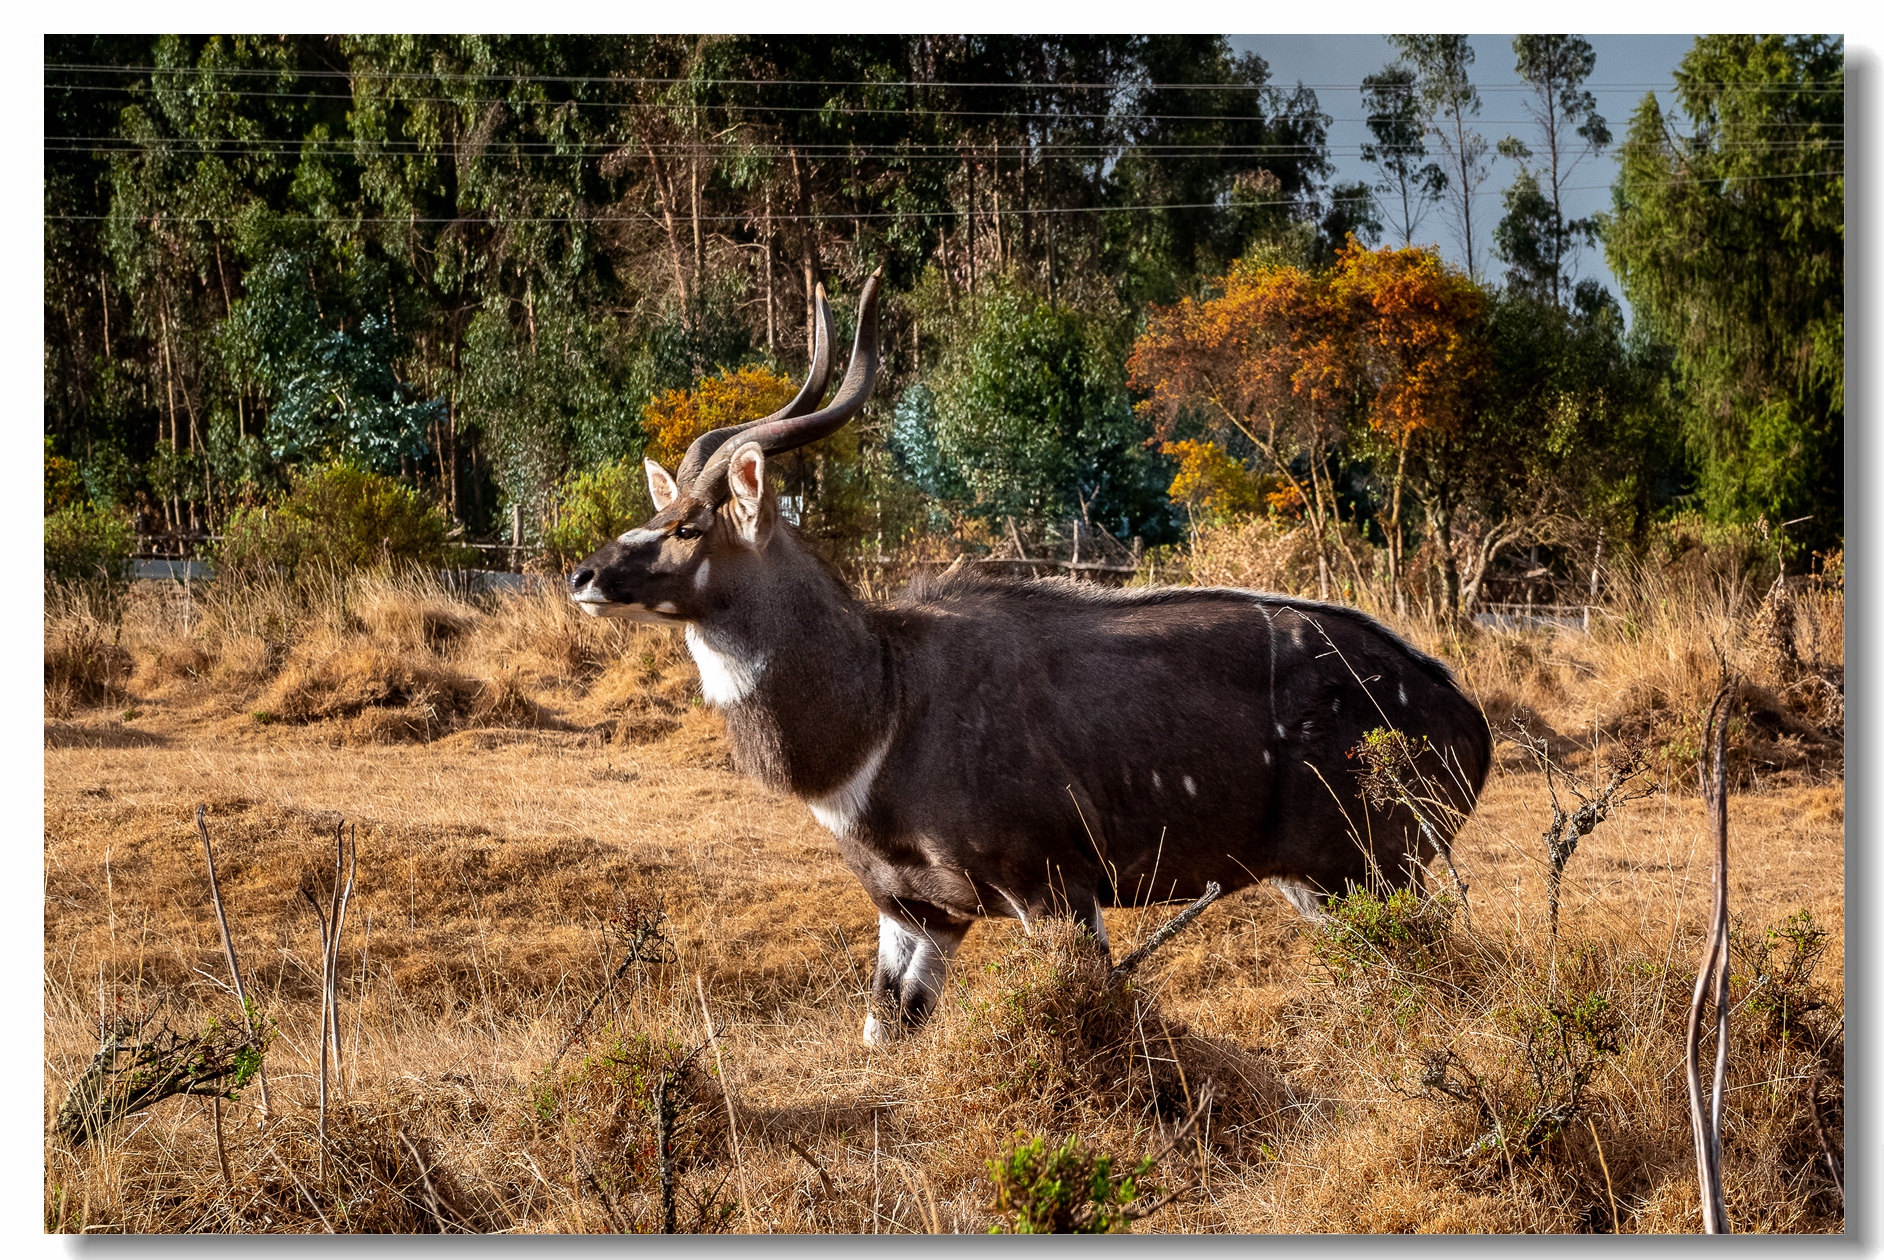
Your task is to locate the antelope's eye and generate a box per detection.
[673,524,703,541]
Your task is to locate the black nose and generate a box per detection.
[570,568,595,591]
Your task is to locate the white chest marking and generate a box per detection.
[685,624,765,706]
[1183,774,1198,797]
[1398,683,1409,706]
[807,734,892,839]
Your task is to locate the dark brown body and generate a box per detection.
[699,554,1491,945]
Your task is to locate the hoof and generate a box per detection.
[862,1013,893,1046]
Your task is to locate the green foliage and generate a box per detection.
[45,438,85,512]
[231,241,443,475]
[1360,63,1446,247]
[542,458,656,570]
[917,285,1175,540]
[44,502,136,587]
[1496,35,1609,304]
[1732,909,1832,1044]
[1314,885,1458,983]
[212,462,468,581]
[987,1131,1155,1233]
[1603,35,1843,550]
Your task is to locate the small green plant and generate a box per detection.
[1402,991,1620,1167]
[250,709,277,725]
[44,501,136,587]
[1314,885,1457,983]
[1733,908,1831,1044]
[987,1131,1156,1233]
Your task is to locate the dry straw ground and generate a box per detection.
[43,541,1843,1233]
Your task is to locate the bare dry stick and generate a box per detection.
[653,1072,677,1234]
[1586,1115,1620,1233]
[1809,1063,1843,1204]
[210,1096,233,1196]
[195,805,270,1116]
[302,822,357,1178]
[266,1141,334,1233]
[1684,685,1733,1233]
[398,1129,454,1233]
[787,1140,835,1200]
[696,975,755,1232]
[1109,882,1222,986]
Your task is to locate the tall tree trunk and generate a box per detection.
[1428,495,1462,620]
[965,145,977,295]
[689,126,703,301]
[644,139,691,320]
[790,145,819,346]
[764,183,775,355]
[1387,441,1410,613]
[992,138,1005,268]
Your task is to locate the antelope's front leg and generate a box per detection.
[863,912,968,1045]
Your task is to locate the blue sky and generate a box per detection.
[1225,34,1699,310]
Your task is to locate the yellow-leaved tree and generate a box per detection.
[639,366,799,471]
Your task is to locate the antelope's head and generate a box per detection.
[568,271,881,624]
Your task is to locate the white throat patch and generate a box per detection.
[807,734,892,839]
[685,625,766,706]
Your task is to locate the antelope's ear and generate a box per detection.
[727,442,768,546]
[644,458,679,511]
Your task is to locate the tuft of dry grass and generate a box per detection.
[43,558,1842,1233]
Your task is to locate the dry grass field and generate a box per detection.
[42,555,1844,1233]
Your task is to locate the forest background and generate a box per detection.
[42,34,1845,613]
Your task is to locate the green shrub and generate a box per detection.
[213,462,470,581]
[541,458,655,572]
[986,1131,1155,1233]
[44,502,135,586]
[1314,885,1458,983]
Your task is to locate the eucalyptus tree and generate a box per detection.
[1360,64,1446,247]
[1388,35,1492,281]
[1495,35,1610,303]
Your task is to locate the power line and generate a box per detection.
[44,62,1850,93]
[40,80,1848,131]
[40,170,1844,229]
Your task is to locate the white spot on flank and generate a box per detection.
[693,558,711,590]
[685,624,765,706]
[1151,770,1163,791]
[1398,683,1409,706]
[1276,723,1287,738]
[1183,775,1197,797]
[1263,749,1273,766]
[807,734,892,838]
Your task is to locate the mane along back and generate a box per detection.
[895,569,1461,689]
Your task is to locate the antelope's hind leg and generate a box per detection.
[863,912,968,1045]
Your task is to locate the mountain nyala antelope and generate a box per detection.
[570,271,1493,1044]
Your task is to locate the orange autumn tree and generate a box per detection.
[640,365,799,470]
[1328,242,1485,610]
[1128,257,1365,598]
